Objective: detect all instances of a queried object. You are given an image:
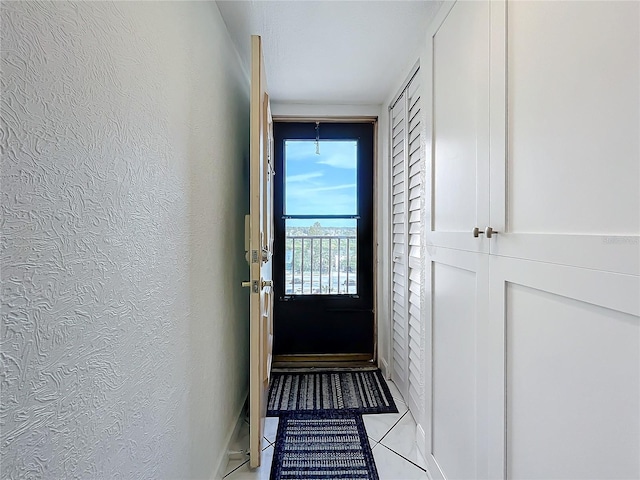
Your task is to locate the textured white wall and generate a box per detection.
[1,2,249,478]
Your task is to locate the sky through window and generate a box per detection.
[285,140,358,226]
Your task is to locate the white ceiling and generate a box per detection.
[216,1,442,105]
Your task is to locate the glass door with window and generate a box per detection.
[273,122,375,357]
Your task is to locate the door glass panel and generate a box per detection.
[285,140,358,216]
[284,218,357,295]
[284,139,359,296]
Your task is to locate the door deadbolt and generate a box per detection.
[241,280,260,293]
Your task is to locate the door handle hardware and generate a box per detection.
[473,227,483,237]
[262,280,273,288]
[485,226,499,238]
[242,280,260,293]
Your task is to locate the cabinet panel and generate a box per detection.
[488,256,640,479]
[432,263,476,480]
[428,0,489,253]
[506,283,639,480]
[507,1,639,235]
[425,247,488,480]
[489,0,640,275]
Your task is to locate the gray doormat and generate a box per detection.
[270,413,379,480]
[267,369,398,416]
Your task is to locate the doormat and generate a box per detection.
[267,369,397,416]
[270,413,379,480]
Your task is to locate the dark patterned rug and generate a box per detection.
[267,369,398,416]
[270,412,379,480]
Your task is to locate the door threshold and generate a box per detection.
[272,354,376,372]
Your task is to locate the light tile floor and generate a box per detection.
[223,380,429,480]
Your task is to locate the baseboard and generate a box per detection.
[379,357,389,378]
[212,389,249,480]
[416,423,427,464]
[416,423,438,479]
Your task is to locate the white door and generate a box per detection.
[248,34,274,469]
[422,1,491,477]
[426,0,490,255]
[390,73,423,420]
[390,85,409,400]
[486,2,640,478]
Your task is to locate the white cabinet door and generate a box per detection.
[484,2,640,477]
[424,247,489,480]
[423,2,492,476]
[489,0,640,275]
[423,2,640,480]
[488,256,640,480]
[425,0,490,254]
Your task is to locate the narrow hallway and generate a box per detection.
[223,379,428,480]
[2,1,637,479]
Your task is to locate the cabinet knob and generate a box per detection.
[473,227,499,238]
[485,226,499,238]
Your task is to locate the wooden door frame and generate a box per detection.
[248,34,273,469]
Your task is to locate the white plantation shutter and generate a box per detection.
[405,78,422,416]
[389,70,423,419]
[390,95,408,397]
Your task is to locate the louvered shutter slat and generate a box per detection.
[390,71,423,421]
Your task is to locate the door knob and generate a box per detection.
[485,226,499,238]
[473,227,483,238]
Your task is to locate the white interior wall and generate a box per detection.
[1,2,249,478]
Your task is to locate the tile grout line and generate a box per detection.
[222,458,249,479]
[376,409,408,445]
[375,408,428,472]
[377,442,427,473]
